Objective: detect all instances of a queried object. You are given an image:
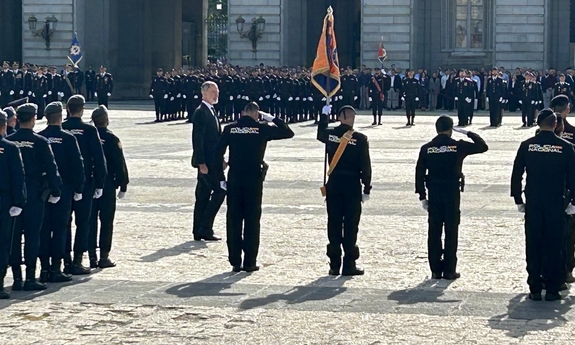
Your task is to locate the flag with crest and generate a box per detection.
[67,32,83,67]
[311,6,340,99]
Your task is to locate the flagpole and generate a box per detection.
[325,7,332,108]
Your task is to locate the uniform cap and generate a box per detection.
[16,103,37,122]
[91,105,109,121]
[537,109,556,126]
[7,97,29,109]
[67,95,86,107]
[44,101,63,115]
[3,107,15,119]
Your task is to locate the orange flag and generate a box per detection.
[311,6,340,99]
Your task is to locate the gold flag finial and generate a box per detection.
[327,6,333,15]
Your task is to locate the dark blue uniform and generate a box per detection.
[6,129,61,281]
[38,125,84,272]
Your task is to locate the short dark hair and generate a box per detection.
[67,103,83,115]
[550,94,570,113]
[435,115,453,133]
[338,105,356,120]
[540,114,556,128]
[243,101,260,113]
[45,111,62,125]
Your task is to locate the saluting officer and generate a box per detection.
[215,102,293,272]
[89,105,129,268]
[62,95,108,274]
[38,102,84,283]
[317,105,372,276]
[486,67,507,127]
[415,115,488,280]
[95,66,113,108]
[0,109,26,299]
[511,109,575,301]
[6,103,62,291]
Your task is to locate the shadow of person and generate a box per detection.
[479,125,500,130]
[165,272,248,298]
[392,125,412,130]
[488,294,574,338]
[139,240,208,263]
[387,278,458,305]
[238,275,350,310]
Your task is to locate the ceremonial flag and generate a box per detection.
[311,6,340,99]
[67,32,83,67]
[378,37,387,64]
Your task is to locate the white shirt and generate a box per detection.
[390,75,395,86]
[202,100,219,126]
[441,75,448,89]
[472,75,481,91]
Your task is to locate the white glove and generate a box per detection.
[499,97,502,102]
[415,97,419,101]
[354,96,358,100]
[93,188,103,199]
[265,95,270,99]
[369,97,372,102]
[339,96,343,100]
[177,93,181,98]
[194,95,198,99]
[9,207,22,217]
[303,98,307,102]
[277,97,281,101]
[531,100,535,104]
[48,91,52,95]
[466,97,471,103]
[95,92,98,97]
[117,191,126,199]
[261,112,275,122]
[259,97,263,101]
[454,97,458,101]
[296,97,300,101]
[288,97,293,101]
[273,94,277,98]
[149,94,154,99]
[228,95,233,101]
[243,96,249,100]
[322,105,332,115]
[73,193,82,201]
[19,90,23,95]
[421,200,429,211]
[519,100,522,104]
[486,98,490,103]
[308,97,313,101]
[170,97,174,101]
[183,95,187,99]
[401,97,405,101]
[517,204,526,213]
[59,92,64,97]
[107,93,111,97]
[28,91,32,96]
[220,181,227,191]
[9,90,14,96]
[48,195,60,204]
[322,97,326,101]
[237,94,241,99]
[453,127,469,135]
[164,94,168,99]
[43,94,47,98]
[362,194,370,202]
[566,204,575,215]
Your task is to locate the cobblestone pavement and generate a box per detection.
[1,103,575,344]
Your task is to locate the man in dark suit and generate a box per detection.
[191,81,225,241]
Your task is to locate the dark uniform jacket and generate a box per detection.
[0,137,26,208]
[369,74,390,100]
[486,76,507,100]
[95,72,114,94]
[415,132,488,200]
[97,127,129,192]
[150,76,168,97]
[561,118,575,144]
[402,77,421,100]
[554,82,571,98]
[192,102,221,168]
[0,69,14,94]
[6,128,62,197]
[38,125,85,194]
[316,113,372,194]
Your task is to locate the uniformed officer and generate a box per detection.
[511,109,575,301]
[486,67,507,127]
[415,115,488,280]
[13,62,24,101]
[62,95,108,274]
[402,69,421,126]
[6,103,62,291]
[95,66,113,108]
[554,74,571,99]
[32,67,48,119]
[215,102,293,272]
[0,109,26,299]
[46,66,61,104]
[149,68,168,122]
[317,105,372,276]
[61,64,75,103]
[369,69,388,126]
[519,72,539,127]
[84,66,96,102]
[3,107,16,136]
[38,102,84,283]
[0,61,14,108]
[341,67,359,108]
[89,105,129,268]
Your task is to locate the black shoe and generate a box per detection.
[545,292,562,301]
[528,292,542,301]
[431,272,442,280]
[89,257,98,269]
[521,124,527,127]
[242,266,260,272]
[405,122,410,126]
[49,271,73,283]
[378,122,382,125]
[202,235,221,241]
[329,269,340,276]
[12,280,23,291]
[567,273,575,283]
[371,122,377,126]
[39,270,50,283]
[71,264,91,275]
[23,279,47,291]
[98,258,116,269]
[0,288,9,299]
[443,272,461,280]
[342,267,364,276]
[559,283,569,291]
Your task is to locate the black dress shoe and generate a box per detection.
[545,292,562,301]
[49,271,73,283]
[378,122,382,125]
[405,122,410,126]
[232,266,241,273]
[12,280,23,291]
[328,269,340,276]
[242,266,260,272]
[567,273,575,283]
[528,292,542,301]
[431,272,442,280]
[342,267,364,276]
[23,279,47,291]
[202,235,221,241]
[559,283,569,291]
[443,272,461,280]
[0,288,9,299]
[98,258,117,269]
[371,122,377,126]
[71,264,91,275]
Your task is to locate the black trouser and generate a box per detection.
[226,172,263,267]
[193,167,226,237]
[427,185,460,276]
[0,195,14,273]
[405,98,416,123]
[457,100,468,126]
[0,92,11,108]
[525,199,565,293]
[89,183,117,257]
[153,95,164,120]
[488,97,502,126]
[34,95,46,120]
[86,86,94,101]
[67,181,95,261]
[221,99,233,122]
[564,215,575,276]
[10,184,45,274]
[522,103,535,126]
[40,184,73,269]
[97,93,109,108]
[371,97,383,122]
[326,175,362,270]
